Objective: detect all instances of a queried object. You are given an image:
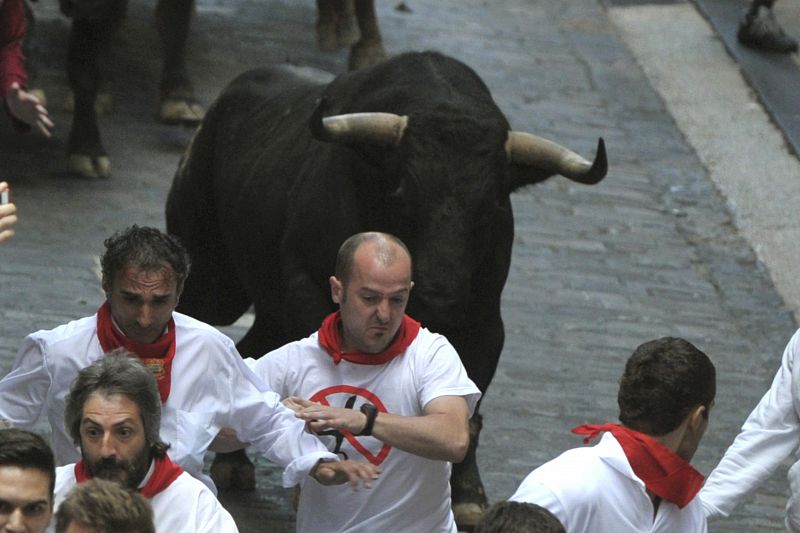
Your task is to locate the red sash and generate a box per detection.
[96,301,176,402]
[74,455,184,498]
[572,423,704,509]
[318,311,420,365]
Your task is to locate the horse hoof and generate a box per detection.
[453,502,485,532]
[63,92,113,115]
[159,99,205,126]
[68,154,111,179]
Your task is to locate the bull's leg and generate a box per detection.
[316,0,359,51]
[155,0,204,125]
[347,0,386,70]
[449,321,503,530]
[451,411,488,531]
[236,311,289,359]
[66,1,127,178]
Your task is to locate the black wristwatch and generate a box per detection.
[357,403,378,436]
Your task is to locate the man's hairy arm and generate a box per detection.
[295,395,470,463]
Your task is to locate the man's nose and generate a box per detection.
[137,305,153,328]
[376,299,391,323]
[5,508,25,532]
[99,433,117,458]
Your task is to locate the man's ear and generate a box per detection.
[330,276,343,304]
[688,405,707,431]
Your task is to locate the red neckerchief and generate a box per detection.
[318,311,421,365]
[572,423,704,509]
[96,301,176,402]
[74,455,184,498]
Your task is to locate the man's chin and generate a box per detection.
[94,468,137,489]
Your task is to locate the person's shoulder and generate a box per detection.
[525,444,611,495]
[172,312,236,344]
[254,333,322,367]
[411,326,455,353]
[27,314,96,340]
[25,314,98,353]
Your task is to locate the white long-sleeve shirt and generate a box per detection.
[0,311,336,490]
[53,462,239,533]
[511,433,707,533]
[701,328,800,530]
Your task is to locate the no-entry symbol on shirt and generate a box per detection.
[310,385,390,466]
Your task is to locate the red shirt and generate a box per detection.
[0,0,27,95]
[0,0,30,131]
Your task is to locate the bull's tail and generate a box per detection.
[166,106,251,325]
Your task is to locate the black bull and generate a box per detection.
[166,51,606,519]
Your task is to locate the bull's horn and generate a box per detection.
[506,132,607,184]
[311,100,408,147]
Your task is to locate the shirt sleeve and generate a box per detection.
[0,334,51,428]
[220,342,337,487]
[416,333,481,415]
[700,329,800,519]
[0,0,27,94]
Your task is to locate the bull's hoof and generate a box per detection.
[348,42,388,71]
[453,502,486,532]
[159,98,205,126]
[210,451,256,492]
[68,154,111,179]
[63,92,113,115]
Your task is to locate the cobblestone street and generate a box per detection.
[1,0,799,530]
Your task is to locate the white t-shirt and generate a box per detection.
[0,312,336,490]
[53,462,239,533]
[700,328,800,530]
[510,432,707,533]
[250,327,481,533]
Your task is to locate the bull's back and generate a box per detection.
[209,66,332,221]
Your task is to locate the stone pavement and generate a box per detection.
[0,0,797,531]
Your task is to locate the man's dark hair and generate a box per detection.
[101,225,191,292]
[64,351,169,457]
[334,231,412,286]
[0,428,56,495]
[474,501,565,533]
[55,478,155,533]
[618,337,715,436]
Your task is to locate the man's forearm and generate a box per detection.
[369,410,469,462]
